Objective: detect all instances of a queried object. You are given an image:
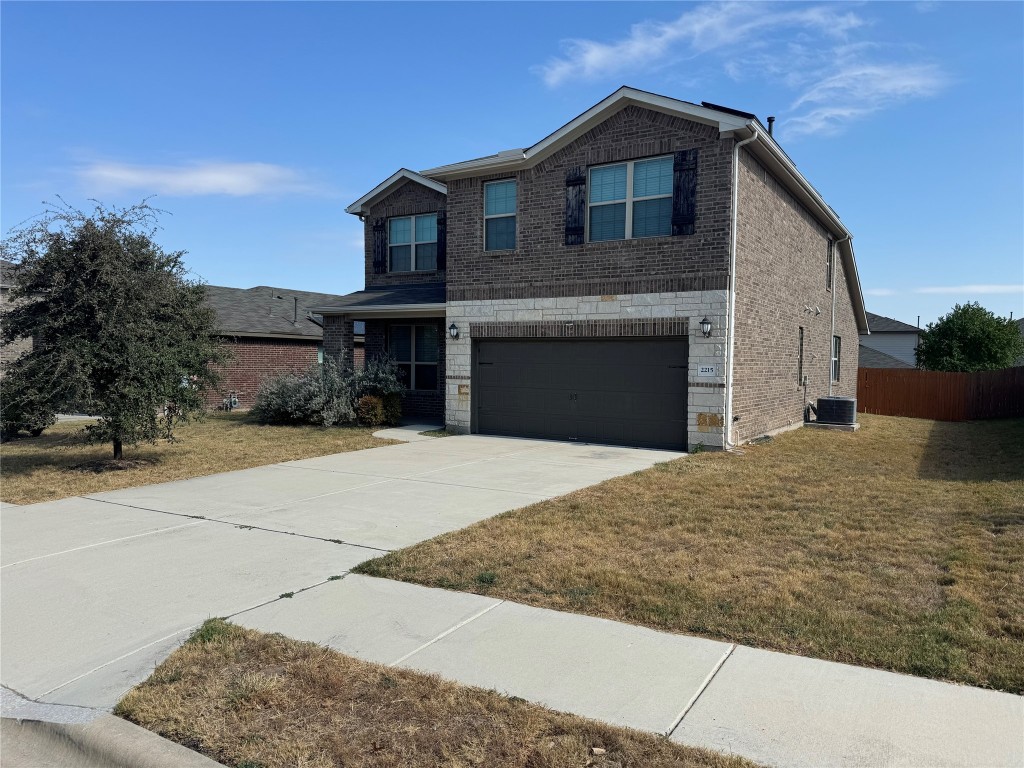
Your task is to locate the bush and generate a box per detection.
[351,357,405,399]
[1,368,57,441]
[251,358,355,427]
[382,392,402,427]
[356,395,385,427]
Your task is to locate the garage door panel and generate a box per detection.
[475,338,688,450]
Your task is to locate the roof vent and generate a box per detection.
[767,116,776,136]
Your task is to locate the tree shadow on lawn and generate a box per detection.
[917,417,1024,483]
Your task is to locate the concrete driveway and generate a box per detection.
[1,432,682,711]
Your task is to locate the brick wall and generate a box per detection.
[364,182,447,289]
[0,286,32,377]
[445,105,733,301]
[207,337,319,409]
[732,149,858,442]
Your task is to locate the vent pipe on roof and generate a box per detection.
[767,116,776,137]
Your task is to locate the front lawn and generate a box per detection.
[358,414,1024,693]
[117,619,755,768]
[0,414,393,505]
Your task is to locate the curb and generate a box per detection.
[1,715,224,768]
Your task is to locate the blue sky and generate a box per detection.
[2,1,1021,326]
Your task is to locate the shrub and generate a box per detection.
[251,358,355,427]
[351,357,405,399]
[356,395,385,427]
[1,367,58,441]
[382,392,402,427]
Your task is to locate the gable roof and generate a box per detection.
[345,169,447,217]
[420,87,751,180]
[866,311,920,334]
[859,344,915,369]
[416,85,868,334]
[205,285,363,340]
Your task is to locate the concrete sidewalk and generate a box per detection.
[236,574,1024,768]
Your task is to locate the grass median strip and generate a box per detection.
[0,414,393,505]
[356,415,1024,693]
[117,619,755,768]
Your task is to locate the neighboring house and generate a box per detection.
[859,345,914,370]
[204,285,364,409]
[0,258,32,377]
[861,311,920,367]
[315,86,868,450]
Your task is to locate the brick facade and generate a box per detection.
[0,286,32,377]
[364,182,447,289]
[445,106,733,298]
[208,337,319,409]
[732,149,858,442]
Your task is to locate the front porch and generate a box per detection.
[313,284,446,422]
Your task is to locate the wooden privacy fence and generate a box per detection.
[857,367,1024,421]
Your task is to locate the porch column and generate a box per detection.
[323,314,355,371]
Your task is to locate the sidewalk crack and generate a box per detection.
[665,643,735,738]
[389,600,505,667]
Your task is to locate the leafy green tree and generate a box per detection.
[915,302,1024,372]
[1,199,224,458]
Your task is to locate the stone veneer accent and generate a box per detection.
[445,290,728,450]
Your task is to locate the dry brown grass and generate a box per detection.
[358,415,1024,693]
[0,414,393,504]
[117,619,755,768]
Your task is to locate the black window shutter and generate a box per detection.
[436,209,447,271]
[564,166,587,246]
[672,149,698,237]
[372,218,387,274]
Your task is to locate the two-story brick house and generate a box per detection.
[315,87,868,451]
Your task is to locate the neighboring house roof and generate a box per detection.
[205,285,364,341]
[859,344,914,369]
[865,311,919,334]
[312,284,446,318]
[345,169,447,217]
[1015,318,1024,367]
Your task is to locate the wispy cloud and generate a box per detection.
[534,3,863,88]
[77,160,328,197]
[914,284,1023,295]
[786,61,947,137]
[533,2,947,139]
[865,288,898,297]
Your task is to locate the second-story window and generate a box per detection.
[389,214,437,272]
[589,156,673,242]
[484,180,516,251]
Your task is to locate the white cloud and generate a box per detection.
[785,62,947,137]
[865,288,897,297]
[534,3,864,88]
[533,2,947,139]
[77,160,327,197]
[914,284,1023,295]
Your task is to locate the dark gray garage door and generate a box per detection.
[474,338,688,450]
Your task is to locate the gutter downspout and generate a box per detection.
[829,235,851,396]
[724,127,759,450]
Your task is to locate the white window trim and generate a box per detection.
[586,155,673,242]
[483,179,517,252]
[388,213,437,273]
[389,324,439,391]
[831,335,842,383]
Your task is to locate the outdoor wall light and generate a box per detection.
[448,322,460,340]
[699,316,713,338]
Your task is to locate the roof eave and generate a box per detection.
[345,169,447,217]
[311,303,446,318]
[422,86,748,181]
